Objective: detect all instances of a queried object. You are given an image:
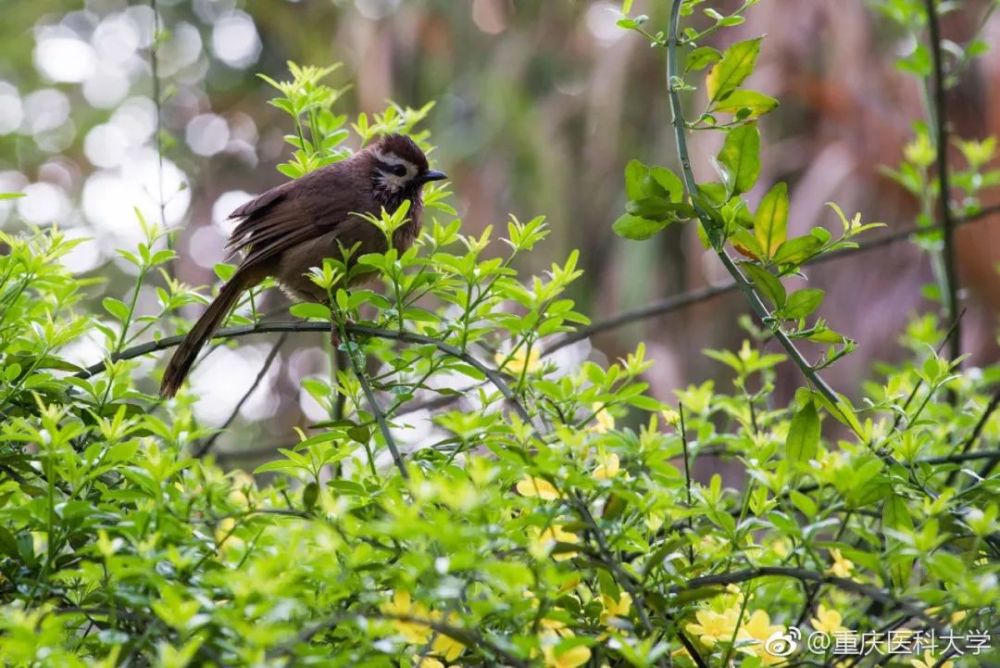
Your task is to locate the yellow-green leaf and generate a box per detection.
[712,89,778,118]
[613,213,669,240]
[754,182,789,258]
[706,37,762,103]
[717,123,760,195]
[786,400,820,464]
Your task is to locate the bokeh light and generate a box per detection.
[34,31,98,83]
[186,112,230,156]
[211,12,261,69]
[0,82,24,134]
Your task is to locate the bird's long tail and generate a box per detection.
[160,273,251,398]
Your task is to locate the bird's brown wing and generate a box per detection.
[225,161,370,272]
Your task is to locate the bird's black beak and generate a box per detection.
[422,169,448,183]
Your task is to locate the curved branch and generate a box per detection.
[271,611,529,667]
[674,567,943,631]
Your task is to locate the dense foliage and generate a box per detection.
[1,1,998,666]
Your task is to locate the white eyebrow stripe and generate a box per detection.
[372,149,413,168]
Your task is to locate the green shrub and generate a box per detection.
[1,2,998,667]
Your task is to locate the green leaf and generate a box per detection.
[717,123,760,195]
[741,263,786,308]
[348,426,372,443]
[0,192,25,200]
[102,297,130,324]
[303,482,319,511]
[772,235,823,266]
[786,400,820,464]
[214,263,237,282]
[624,159,649,200]
[649,166,685,202]
[730,226,764,260]
[613,214,669,240]
[289,302,332,320]
[106,442,139,463]
[706,37,763,103]
[754,182,789,258]
[813,392,864,438]
[882,495,913,532]
[897,44,931,77]
[686,46,722,72]
[627,197,671,219]
[789,490,817,517]
[253,459,301,474]
[626,197,694,220]
[328,479,366,496]
[783,288,825,320]
[0,526,19,560]
[712,90,778,118]
[149,249,176,267]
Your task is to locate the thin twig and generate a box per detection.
[678,404,695,565]
[795,509,852,628]
[192,333,287,458]
[938,385,999,485]
[923,0,962,366]
[148,0,171,280]
[889,308,965,435]
[216,442,1000,470]
[973,388,1000,479]
[571,494,680,668]
[340,321,407,479]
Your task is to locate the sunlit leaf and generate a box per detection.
[705,37,762,103]
[717,123,760,195]
[754,182,789,258]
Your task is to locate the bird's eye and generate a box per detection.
[389,164,407,177]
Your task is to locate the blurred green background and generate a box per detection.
[0,0,997,460]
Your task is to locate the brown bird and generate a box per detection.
[160,133,446,397]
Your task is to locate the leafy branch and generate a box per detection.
[554,202,998,352]
[663,0,842,411]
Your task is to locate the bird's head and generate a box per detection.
[368,133,447,204]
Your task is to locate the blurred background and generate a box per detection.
[0,0,997,461]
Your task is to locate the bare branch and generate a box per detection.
[79,321,535,430]
[923,0,962,365]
